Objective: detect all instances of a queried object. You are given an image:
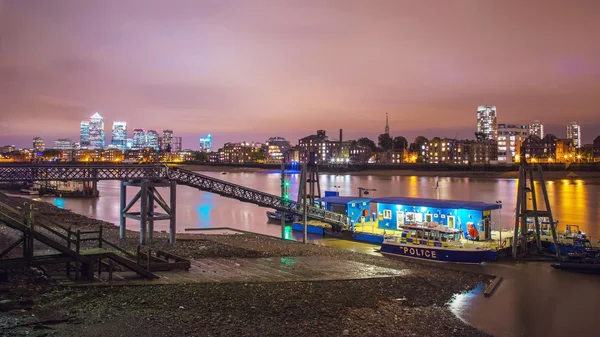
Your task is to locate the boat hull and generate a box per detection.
[551,262,600,274]
[380,242,490,264]
[266,211,295,223]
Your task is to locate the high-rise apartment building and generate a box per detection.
[33,137,45,152]
[161,129,173,151]
[133,129,147,149]
[146,130,159,150]
[528,120,544,138]
[88,112,105,149]
[199,134,212,152]
[476,105,498,141]
[53,139,73,150]
[80,121,90,147]
[566,121,582,148]
[497,124,529,162]
[111,121,127,150]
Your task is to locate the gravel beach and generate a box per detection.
[0,194,492,336]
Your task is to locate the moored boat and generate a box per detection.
[266,211,296,223]
[380,223,490,264]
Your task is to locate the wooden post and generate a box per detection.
[108,259,113,281]
[137,245,141,266]
[66,227,72,276]
[75,230,81,280]
[147,248,152,274]
[98,225,103,276]
[98,225,103,248]
[169,180,177,244]
[120,181,127,239]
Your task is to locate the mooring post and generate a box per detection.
[140,180,148,245]
[119,181,127,239]
[520,168,529,254]
[169,180,177,244]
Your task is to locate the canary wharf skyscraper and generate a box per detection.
[88,112,105,149]
[111,121,127,150]
[80,121,90,147]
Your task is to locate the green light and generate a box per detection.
[283,226,292,240]
[283,180,291,188]
[282,193,290,200]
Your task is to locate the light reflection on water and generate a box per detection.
[39,172,600,239]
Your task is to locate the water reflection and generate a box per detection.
[38,172,600,239]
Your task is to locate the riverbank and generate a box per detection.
[176,164,600,181]
[0,193,491,336]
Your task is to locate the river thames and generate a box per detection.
[39,171,600,240]
[34,170,600,337]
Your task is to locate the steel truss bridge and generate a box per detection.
[0,164,348,229]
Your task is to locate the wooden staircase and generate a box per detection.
[0,199,157,281]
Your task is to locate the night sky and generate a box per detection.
[1,0,599,149]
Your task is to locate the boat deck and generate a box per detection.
[353,221,514,250]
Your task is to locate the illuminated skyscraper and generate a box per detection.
[88,112,105,148]
[476,105,498,141]
[33,137,45,152]
[80,121,90,147]
[133,129,147,149]
[146,130,159,150]
[111,121,127,150]
[566,121,582,148]
[161,129,173,152]
[199,134,212,152]
[528,120,544,138]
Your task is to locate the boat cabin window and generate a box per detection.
[411,230,417,238]
[423,230,430,240]
[416,229,424,239]
[430,231,439,241]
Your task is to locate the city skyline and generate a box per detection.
[1,1,599,148]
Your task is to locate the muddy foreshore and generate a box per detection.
[0,194,492,337]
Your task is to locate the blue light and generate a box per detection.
[53,198,65,209]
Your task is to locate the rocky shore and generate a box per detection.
[0,194,492,336]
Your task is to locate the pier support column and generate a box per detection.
[121,179,177,245]
[120,181,127,239]
[140,180,148,245]
[169,180,177,244]
[148,189,154,243]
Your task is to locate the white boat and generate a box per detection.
[380,223,491,264]
[19,189,39,195]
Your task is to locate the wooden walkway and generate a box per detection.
[54,256,411,287]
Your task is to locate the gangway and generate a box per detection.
[0,164,349,230]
